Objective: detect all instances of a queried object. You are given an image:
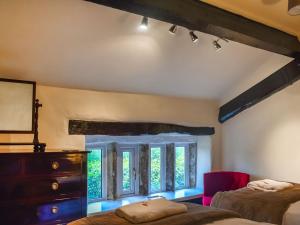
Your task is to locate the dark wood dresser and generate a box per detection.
[0,151,88,225]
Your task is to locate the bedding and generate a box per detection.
[247,179,294,192]
[68,203,272,225]
[283,201,300,225]
[206,218,273,225]
[211,184,300,225]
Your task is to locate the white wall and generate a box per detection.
[197,136,212,188]
[221,54,292,105]
[222,80,300,183]
[0,85,222,170]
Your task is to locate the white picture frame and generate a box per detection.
[0,78,36,133]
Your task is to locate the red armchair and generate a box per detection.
[203,171,250,206]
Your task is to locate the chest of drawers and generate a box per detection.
[0,151,88,225]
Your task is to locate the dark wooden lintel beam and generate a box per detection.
[69,120,215,136]
[219,57,300,123]
[85,0,300,57]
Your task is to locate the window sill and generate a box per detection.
[88,188,203,215]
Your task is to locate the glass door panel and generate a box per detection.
[175,146,186,189]
[87,148,102,202]
[122,151,133,192]
[150,147,161,193]
[118,146,137,196]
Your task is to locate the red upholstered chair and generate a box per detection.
[203,171,250,206]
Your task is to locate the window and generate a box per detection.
[150,145,166,193]
[117,145,138,197]
[175,145,189,190]
[86,138,197,204]
[87,146,107,202]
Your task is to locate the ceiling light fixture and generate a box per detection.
[140,16,148,30]
[189,31,198,43]
[213,40,222,51]
[169,25,177,35]
[213,38,229,52]
[288,0,300,15]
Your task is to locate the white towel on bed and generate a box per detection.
[115,198,188,223]
[247,179,293,192]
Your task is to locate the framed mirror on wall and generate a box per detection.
[0,78,36,133]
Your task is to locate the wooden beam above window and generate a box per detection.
[69,120,215,136]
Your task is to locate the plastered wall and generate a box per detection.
[0,85,222,170]
[222,77,300,182]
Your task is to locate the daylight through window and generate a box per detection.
[87,148,102,202]
[87,141,196,203]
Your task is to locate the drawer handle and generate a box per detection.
[51,161,60,170]
[51,206,59,214]
[51,182,59,191]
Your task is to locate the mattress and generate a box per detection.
[207,218,273,225]
[283,201,300,225]
[69,218,273,225]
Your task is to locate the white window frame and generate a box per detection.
[174,143,190,190]
[86,144,108,202]
[116,144,139,197]
[149,144,166,193]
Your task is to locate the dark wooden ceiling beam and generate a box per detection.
[219,57,300,123]
[69,120,215,136]
[85,0,300,57]
[85,0,300,123]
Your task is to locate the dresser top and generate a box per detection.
[0,150,89,155]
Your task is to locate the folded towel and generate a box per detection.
[247,179,294,192]
[115,198,188,224]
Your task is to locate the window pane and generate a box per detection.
[88,148,102,201]
[175,146,185,189]
[122,151,131,191]
[150,147,161,193]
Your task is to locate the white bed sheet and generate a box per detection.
[206,218,273,225]
[283,201,300,225]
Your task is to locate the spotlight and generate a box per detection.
[169,24,177,35]
[140,16,148,30]
[189,31,198,43]
[213,38,229,52]
[213,40,222,51]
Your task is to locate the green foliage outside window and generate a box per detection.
[175,147,185,189]
[151,147,161,192]
[87,145,188,202]
[87,149,102,202]
[122,151,131,191]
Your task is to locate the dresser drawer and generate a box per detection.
[0,176,83,201]
[25,155,82,175]
[36,198,83,224]
[0,157,22,176]
[0,198,83,225]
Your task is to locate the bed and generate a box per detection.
[68,203,273,225]
[211,184,300,225]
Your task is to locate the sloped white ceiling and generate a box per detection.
[0,0,293,100]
